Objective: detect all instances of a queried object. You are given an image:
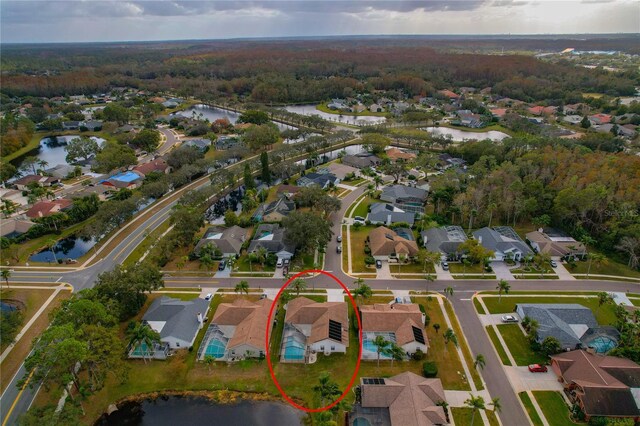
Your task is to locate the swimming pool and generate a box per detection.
[282,335,305,361]
[204,338,228,359]
[587,336,617,353]
[362,332,396,359]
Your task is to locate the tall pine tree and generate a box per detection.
[260,152,271,185]
[244,163,255,189]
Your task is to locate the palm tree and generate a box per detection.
[290,278,307,296]
[443,328,458,353]
[255,246,269,268]
[204,355,215,371]
[433,323,441,334]
[313,372,341,407]
[496,279,510,303]
[353,279,372,305]
[474,354,486,371]
[46,238,59,264]
[37,160,49,174]
[234,280,250,295]
[280,289,294,308]
[373,175,383,190]
[443,286,454,299]
[587,253,608,279]
[199,255,214,275]
[127,322,161,364]
[1,269,10,288]
[491,397,502,414]
[596,291,614,315]
[464,394,486,426]
[417,249,440,274]
[373,335,391,367]
[385,343,405,367]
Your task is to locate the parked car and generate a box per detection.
[204,293,213,301]
[528,364,548,373]
[260,293,268,300]
[218,261,226,271]
[501,315,518,323]
[550,260,558,268]
[375,260,382,269]
[336,245,342,254]
[441,261,449,271]
[354,216,365,225]
[276,258,284,268]
[284,259,290,266]
[337,235,342,242]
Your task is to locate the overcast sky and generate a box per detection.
[1,0,638,43]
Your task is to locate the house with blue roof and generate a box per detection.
[100,170,144,190]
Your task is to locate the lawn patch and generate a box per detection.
[519,392,544,426]
[444,301,485,390]
[485,326,511,366]
[473,298,486,315]
[532,391,576,426]
[496,324,546,366]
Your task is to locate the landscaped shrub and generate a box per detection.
[422,360,437,377]
[364,256,375,265]
[364,246,371,255]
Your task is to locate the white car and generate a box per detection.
[276,258,284,268]
[204,293,213,301]
[501,315,518,323]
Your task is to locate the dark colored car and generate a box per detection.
[218,261,226,271]
[375,260,382,269]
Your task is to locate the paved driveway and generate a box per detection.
[553,261,576,280]
[376,261,392,279]
[479,313,521,326]
[434,262,454,280]
[504,366,563,393]
[492,261,515,280]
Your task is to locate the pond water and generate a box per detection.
[96,396,305,426]
[29,235,97,263]
[12,135,106,170]
[294,144,366,167]
[0,301,19,313]
[174,104,296,131]
[421,126,510,142]
[284,104,386,125]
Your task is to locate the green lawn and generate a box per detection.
[124,221,172,267]
[519,392,545,426]
[485,326,512,366]
[474,298,486,315]
[449,262,486,274]
[532,391,576,426]
[412,297,471,391]
[481,296,618,325]
[443,300,485,390]
[451,407,500,426]
[390,261,435,274]
[349,225,377,273]
[565,257,640,279]
[496,324,547,366]
[631,298,640,307]
[235,253,275,272]
[351,196,377,218]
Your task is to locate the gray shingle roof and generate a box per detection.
[421,226,467,255]
[143,296,209,344]
[380,185,428,204]
[473,227,532,257]
[368,203,415,226]
[515,304,598,349]
[248,223,295,255]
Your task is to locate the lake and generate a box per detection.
[284,104,386,125]
[96,396,304,426]
[29,235,97,263]
[294,144,366,167]
[174,104,296,131]
[421,126,510,142]
[12,135,106,170]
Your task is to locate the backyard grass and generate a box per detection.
[443,300,485,391]
[519,392,545,426]
[451,407,500,426]
[485,326,512,366]
[412,297,471,391]
[0,288,71,394]
[532,391,576,426]
[481,296,618,325]
[496,324,547,366]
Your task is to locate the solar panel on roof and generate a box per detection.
[363,378,385,385]
[328,319,342,342]
[412,326,426,344]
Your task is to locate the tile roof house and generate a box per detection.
[133,158,171,176]
[350,372,448,426]
[589,113,612,126]
[367,203,416,227]
[247,223,295,260]
[385,147,417,162]
[457,111,484,128]
[142,296,210,349]
[421,226,468,260]
[472,226,533,261]
[380,185,428,214]
[368,226,419,260]
[551,350,640,421]
[528,106,558,116]
[0,188,27,207]
[359,304,427,360]
[526,228,587,258]
[194,225,248,258]
[199,298,273,361]
[282,297,349,361]
[490,108,508,118]
[0,218,35,238]
[438,89,459,99]
[342,153,382,169]
[25,199,73,219]
[276,184,302,199]
[297,171,340,189]
[515,304,619,352]
[13,175,60,191]
[252,197,296,222]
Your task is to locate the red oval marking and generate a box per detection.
[265,269,363,413]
